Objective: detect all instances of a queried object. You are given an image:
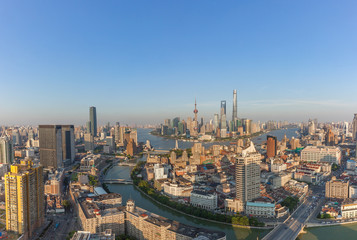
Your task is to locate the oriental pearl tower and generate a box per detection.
[193,98,198,122]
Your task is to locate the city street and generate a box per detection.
[263,193,323,240]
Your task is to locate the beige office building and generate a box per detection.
[325,176,349,199]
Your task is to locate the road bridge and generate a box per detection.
[262,195,319,240]
[103,179,133,184]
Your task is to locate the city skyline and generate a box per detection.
[1,1,357,125]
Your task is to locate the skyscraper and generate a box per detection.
[0,135,14,164]
[5,160,44,239]
[89,106,97,137]
[232,90,237,129]
[220,100,226,117]
[266,135,277,158]
[353,114,357,141]
[236,141,261,203]
[220,100,227,133]
[39,125,75,168]
[39,125,63,169]
[114,122,120,144]
[213,114,219,131]
[61,125,75,164]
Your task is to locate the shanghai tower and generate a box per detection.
[232,90,238,127]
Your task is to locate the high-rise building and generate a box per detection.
[232,90,237,130]
[172,117,180,128]
[220,100,226,116]
[343,122,349,136]
[89,106,97,137]
[353,114,357,141]
[0,135,14,164]
[39,125,63,169]
[61,125,75,164]
[266,135,277,158]
[114,122,120,144]
[213,114,219,132]
[39,125,74,168]
[236,141,261,203]
[193,99,198,123]
[84,133,94,151]
[5,160,44,238]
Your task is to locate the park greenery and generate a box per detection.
[71,172,78,182]
[331,163,340,171]
[131,162,264,227]
[88,175,98,186]
[281,196,299,212]
[317,212,333,219]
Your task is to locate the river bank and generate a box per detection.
[133,182,273,230]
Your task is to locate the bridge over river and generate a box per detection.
[262,194,323,240]
[103,179,133,184]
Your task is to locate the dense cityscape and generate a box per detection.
[1,1,356,240]
[0,92,357,239]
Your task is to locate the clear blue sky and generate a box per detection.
[0,0,356,126]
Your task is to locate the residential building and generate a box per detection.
[0,136,14,164]
[353,114,357,141]
[78,193,124,235]
[5,160,44,239]
[236,141,261,203]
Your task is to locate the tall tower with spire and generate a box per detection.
[193,98,198,122]
[232,90,238,130]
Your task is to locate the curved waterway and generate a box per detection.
[105,128,302,239]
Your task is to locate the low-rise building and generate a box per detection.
[347,159,356,170]
[271,172,291,189]
[224,198,244,213]
[44,168,64,196]
[245,198,275,218]
[71,229,115,240]
[342,201,357,219]
[190,190,217,210]
[80,154,101,171]
[350,185,357,198]
[300,146,342,165]
[163,182,193,198]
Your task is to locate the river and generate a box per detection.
[105,128,348,239]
